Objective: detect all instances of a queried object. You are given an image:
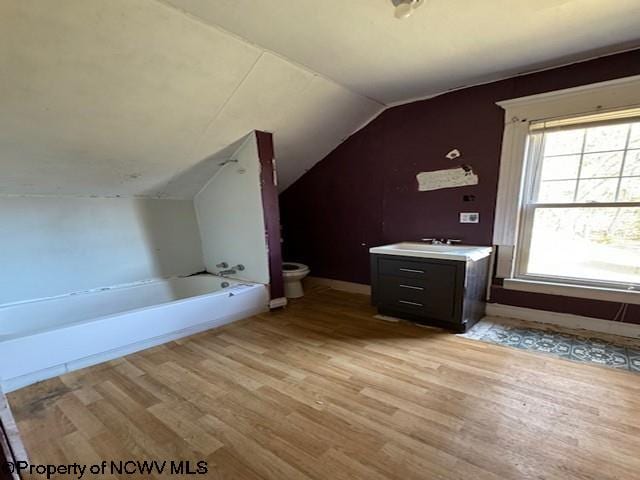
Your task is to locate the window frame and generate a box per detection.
[492,74,640,304]
[514,120,640,290]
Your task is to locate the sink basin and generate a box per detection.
[369,242,492,262]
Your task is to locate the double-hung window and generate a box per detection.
[516,110,640,290]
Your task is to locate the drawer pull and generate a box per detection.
[399,284,424,291]
[398,300,423,307]
[399,268,424,274]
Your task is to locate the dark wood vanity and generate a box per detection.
[370,250,490,333]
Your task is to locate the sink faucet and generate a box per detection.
[421,238,444,245]
[421,238,462,245]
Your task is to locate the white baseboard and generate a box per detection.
[269,297,288,309]
[486,303,640,339]
[305,276,371,295]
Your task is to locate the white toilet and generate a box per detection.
[282,262,310,298]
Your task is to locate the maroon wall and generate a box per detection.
[256,131,285,302]
[280,49,640,323]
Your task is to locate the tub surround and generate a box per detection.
[280,48,640,325]
[195,131,282,297]
[0,197,204,306]
[1,130,283,311]
[195,134,270,285]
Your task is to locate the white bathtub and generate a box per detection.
[0,274,268,392]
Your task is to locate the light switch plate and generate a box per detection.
[460,212,479,223]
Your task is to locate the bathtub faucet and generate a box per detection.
[218,264,244,276]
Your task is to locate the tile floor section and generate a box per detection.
[466,320,640,373]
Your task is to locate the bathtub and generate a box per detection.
[0,274,268,392]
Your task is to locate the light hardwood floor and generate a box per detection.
[8,287,640,480]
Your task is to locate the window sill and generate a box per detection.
[503,278,640,305]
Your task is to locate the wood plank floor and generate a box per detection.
[8,287,640,480]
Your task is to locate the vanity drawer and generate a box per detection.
[378,276,429,303]
[377,274,457,321]
[378,257,457,282]
[379,258,430,279]
[379,296,428,316]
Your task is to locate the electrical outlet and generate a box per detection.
[460,212,479,223]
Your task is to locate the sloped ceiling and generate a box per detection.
[166,0,640,104]
[0,0,382,198]
[2,1,639,198]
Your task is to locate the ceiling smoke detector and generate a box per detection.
[393,0,424,19]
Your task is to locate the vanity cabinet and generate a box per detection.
[370,253,490,333]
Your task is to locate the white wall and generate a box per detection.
[0,197,203,305]
[195,133,270,285]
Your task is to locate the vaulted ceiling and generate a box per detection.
[166,0,640,104]
[1,0,639,198]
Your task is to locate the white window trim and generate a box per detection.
[493,74,640,302]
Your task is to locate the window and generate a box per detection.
[516,112,640,290]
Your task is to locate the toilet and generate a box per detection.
[282,262,310,298]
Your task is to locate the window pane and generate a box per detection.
[623,150,640,176]
[584,124,629,152]
[543,129,584,156]
[537,180,576,203]
[540,154,580,180]
[619,177,640,202]
[526,207,640,285]
[629,123,640,149]
[580,151,624,178]
[576,178,618,202]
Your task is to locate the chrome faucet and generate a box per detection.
[217,262,244,276]
[421,238,462,245]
